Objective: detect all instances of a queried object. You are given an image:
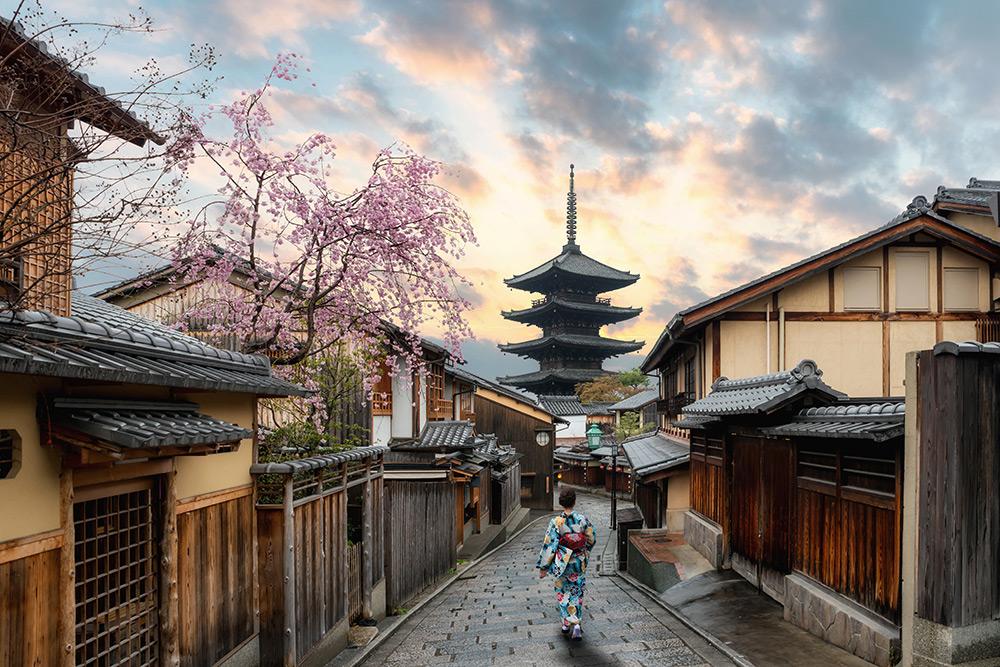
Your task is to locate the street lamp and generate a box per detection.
[585,423,602,450]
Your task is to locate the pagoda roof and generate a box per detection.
[504,245,639,294]
[497,367,608,390]
[499,334,642,358]
[502,297,641,325]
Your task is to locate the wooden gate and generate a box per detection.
[73,480,160,667]
[729,436,793,601]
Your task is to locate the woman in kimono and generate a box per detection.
[536,488,597,640]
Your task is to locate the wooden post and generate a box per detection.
[159,462,180,666]
[58,467,74,667]
[282,476,297,666]
[361,463,373,619]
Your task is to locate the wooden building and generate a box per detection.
[642,193,1000,425]
[621,430,690,531]
[499,165,643,395]
[676,360,905,666]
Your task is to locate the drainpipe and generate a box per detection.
[766,302,772,374]
[778,307,786,371]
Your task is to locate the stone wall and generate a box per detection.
[912,616,1000,666]
[783,573,899,667]
[683,511,724,569]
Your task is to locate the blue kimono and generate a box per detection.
[536,511,596,626]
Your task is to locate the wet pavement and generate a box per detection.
[661,570,871,667]
[359,493,735,666]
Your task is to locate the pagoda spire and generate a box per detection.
[565,164,578,250]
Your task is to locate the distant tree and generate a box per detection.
[614,410,655,441]
[576,369,648,403]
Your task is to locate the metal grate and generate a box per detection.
[0,430,15,478]
[74,484,160,666]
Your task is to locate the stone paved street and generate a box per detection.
[360,493,735,666]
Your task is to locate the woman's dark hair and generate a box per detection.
[558,488,576,509]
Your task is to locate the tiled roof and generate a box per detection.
[505,246,639,292]
[554,446,593,462]
[50,398,251,449]
[537,394,586,416]
[0,16,161,145]
[500,334,642,356]
[934,340,1000,356]
[502,298,642,325]
[682,360,844,416]
[250,445,387,474]
[622,430,690,477]
[414,420,475,450]
[609,389,659,411]
[672,414,721,430]
[642,201,1000,372]
[934,179,1000,222]
[498,368,606,389]
[0,295,307,396]
[583,402,615,416]
[762,401,904,442]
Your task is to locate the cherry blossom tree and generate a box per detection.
[170,54,476,406]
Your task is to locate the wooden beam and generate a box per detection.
[937,244,944,313]
[176,484,253,515]
[159,463,180,666]
[361,465,374,620]
[722,311,985,322]
[0,528,63,565]
[282,476,297,665]
[828,269,835,312]
[72,458,173,487]
[58,468,74,667]
[883,246,890,313]
[882,320,891,395]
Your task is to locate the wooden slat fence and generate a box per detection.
[384,479,456,611]
[347,542,362,622]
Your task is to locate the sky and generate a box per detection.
[19,0,1000,382]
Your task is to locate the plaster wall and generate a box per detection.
[733,297,770,312]
[372,415,391,447]
[779,273,829,311]
[390,372,413,438]
[666,472,690,532]
[175,391,256,500]
[889,322,936,396]
[784,321,882,396]
[559,414,587,438]
[0,375,62,542]
[941,320,977,342]
[943,212,1000,241]
[719,320,770,379]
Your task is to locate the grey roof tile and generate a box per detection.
[622,430,690,477]
[500,333,642,355]
[413,420,475,450]
[934,340,1000,356]
[537,394,586,416]
[50,398,252,449]
[498,367,606,388]
[761,400,904,442]
[505,247,639,292]
[0,295,306,396]
[682,360,845,416]
[609,389,659,411]
[250,445,387,474]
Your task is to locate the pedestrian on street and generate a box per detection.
[535,488,597,641]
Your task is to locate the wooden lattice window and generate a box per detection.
[372,359,393,416]
[796,443,897,508]
[0,429,19,478]
[74,482,160,666]
[427,362,451,419]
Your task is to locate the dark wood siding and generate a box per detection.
[793,439,902,621]
[177,491,255,666]
[730,436,793,575]
[690,433,725,524]
[635,480,662,529]
[916,350,1000,627]
[384,479,455,611]
[474,396,553,510]
[0,545,61,667]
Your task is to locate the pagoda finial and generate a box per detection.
[566,163,578,246]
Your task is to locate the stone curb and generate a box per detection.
[330,511,553,667]
[616,570,757,667]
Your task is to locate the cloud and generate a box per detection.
[217,0,361,58]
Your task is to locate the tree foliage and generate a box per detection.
[576,369,649,403]
[614,410,655,441]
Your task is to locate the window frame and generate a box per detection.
[0,429,22,479]
[942,266,980,312]
[894,250,931,312]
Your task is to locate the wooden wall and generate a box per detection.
[915,350,1000,627]
[475,396,553,510]
[793,440,901,621]
[384,480,455,611]
[177,488,256,666]
[635,480,662,529]
[0,536,60,667]
[493,462,521,525]
[690,432,726,525]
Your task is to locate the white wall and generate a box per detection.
[390,372,413,438]
[559,415,588,439]
[372,415,392,446]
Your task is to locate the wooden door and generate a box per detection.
[74,479,160,667]
[729,436,793,594]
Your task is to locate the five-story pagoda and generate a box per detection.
[498,165,643,395]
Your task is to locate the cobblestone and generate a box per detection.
[359,494,735,666]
